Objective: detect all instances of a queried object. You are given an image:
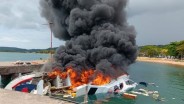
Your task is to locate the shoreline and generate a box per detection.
[137,57,184,67]
[1,57,184,67]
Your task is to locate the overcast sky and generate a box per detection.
[0,0,184,49]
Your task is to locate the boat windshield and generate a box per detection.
[125,80,135,85]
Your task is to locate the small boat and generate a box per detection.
[4,73,44,94]
[5,74,36,90]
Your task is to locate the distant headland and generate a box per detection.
[0,47,57,54]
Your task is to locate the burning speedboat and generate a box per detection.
[4,67,137,98]
[46,67,137,97]
[75,75,137,97]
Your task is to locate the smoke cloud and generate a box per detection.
[40,0,137,77]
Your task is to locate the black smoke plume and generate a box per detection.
[40,0,137,77]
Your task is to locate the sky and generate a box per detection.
[0,0,184,49]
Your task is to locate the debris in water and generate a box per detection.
[123,93,137,99]
[148,83,159,87]
[130,89,149,96]
[139,82,148,87]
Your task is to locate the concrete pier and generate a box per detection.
[0,61,45,87]
[0,89,73,104]
[0,62,76,104]
[0,64,43,75]
[0,60,46,75]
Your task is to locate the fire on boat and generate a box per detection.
[46,67,137,97]
[4,67,137,98]
[74,74,137,97]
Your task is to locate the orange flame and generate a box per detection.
[47,68,67,79]
[47,67,111,88]
[92,72,111,85]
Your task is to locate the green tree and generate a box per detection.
[160,49,168,57]
[139,40,184,59]
[176,41,184,59]
[167,42,179,57]
[139,45,160,57]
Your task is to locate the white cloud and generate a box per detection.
[0,0,64,49]
[0,0,183,48]
[127,0,184,17]
[127,0,184,45]
[0,28,65,49]
[0,0,45,30]
[0,37,30,43]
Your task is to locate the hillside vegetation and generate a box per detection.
[0,47,57,54]
[1,40,184,59]
[139,40,184,59]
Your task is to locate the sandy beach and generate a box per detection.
[137,57,184,67]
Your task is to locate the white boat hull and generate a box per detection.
[75,75,137,97]
[5,74,36,90]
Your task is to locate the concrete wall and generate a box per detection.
[0,64,44,87]
[0,64,43,75]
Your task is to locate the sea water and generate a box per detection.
[75,62,184,104]
[127,62,184,104]
[0,52,49,62]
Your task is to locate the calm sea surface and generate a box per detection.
[127,62,184,104]
[76,62,184,104]
[1,52,184,104]
[0,52,49,62]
